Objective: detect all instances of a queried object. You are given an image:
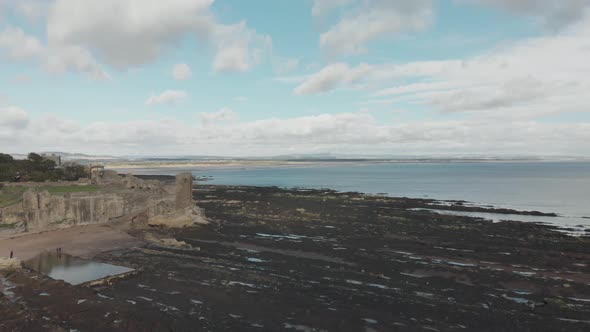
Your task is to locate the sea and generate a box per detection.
[116,161,590,231]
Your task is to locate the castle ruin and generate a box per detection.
[0,171,207,237]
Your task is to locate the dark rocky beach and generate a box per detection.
[2,184,590,331]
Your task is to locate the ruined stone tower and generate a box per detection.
[175,172,193,210]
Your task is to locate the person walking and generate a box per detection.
[10,250,13,259]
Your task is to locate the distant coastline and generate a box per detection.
[105,157,590,170]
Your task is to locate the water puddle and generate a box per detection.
[227,281,258,288]
[557,318,590,325]
[186,238,356,266]
[247,257,270,263]
[501,294,529,305]
[24,252,134,286]
[254,232,331,242]
[256,233,308,240]
[569,297,590,303]
[284,323,326,332]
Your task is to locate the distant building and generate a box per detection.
[41,153,62,167]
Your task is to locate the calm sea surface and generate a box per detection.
[118,162,590,227]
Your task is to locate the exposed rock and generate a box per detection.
[148,206,208,228]
[0,258,22,270]
[0,221,26,237]
[145,234,191,249]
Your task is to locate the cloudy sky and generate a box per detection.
[1,0,589,157]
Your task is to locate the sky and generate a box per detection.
[0,0,589,157]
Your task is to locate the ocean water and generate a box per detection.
[118,162,590,227]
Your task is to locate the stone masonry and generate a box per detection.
[175,172,193,211]
[0,172,207,236]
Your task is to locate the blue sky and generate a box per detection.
[0,0,589,156]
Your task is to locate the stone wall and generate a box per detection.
[175,172,193,210]
[0,172,207,236]
[92,169,163,194]
[124,174,162,194]
[147,173,208,227]
[1,191,125,233]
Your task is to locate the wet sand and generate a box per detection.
[0,220,143,261]
[1,185,590,331]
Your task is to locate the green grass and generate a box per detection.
[0,222,18,229]
[0,187,25,208]
[41,185,101,194]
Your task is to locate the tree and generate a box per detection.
[0,164,17,181]
[0,153,14,163]
[62,165,87,181]
[0,152,88,182]
[27,153,43,164]
[40,159,57,171]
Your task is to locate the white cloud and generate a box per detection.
[0,106,29,129]
[459,0,590,29]
[1,0,271,75]
[212,21,272,73]
[15,0,48,23]
[0,27,45,59]
[172,63,191,80]
[311,0,353,16]
[294,63,370,95]
[199,107,239,125]
[320,0,434,55]
[372,82,462,97]
[1,0,588,157]
[0,27,107,79]
[43,0,270,73]
[47,0,214,68]
[0,0,47,23]
[298,12,590,120]
[145,90,188,106]
[1,109,589,156]
[213,46,249,73]
[45,44,109,80]
[273,57,300,75]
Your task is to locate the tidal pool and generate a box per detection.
[24,251,134,285]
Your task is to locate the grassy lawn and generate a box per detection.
[41,185,101,194]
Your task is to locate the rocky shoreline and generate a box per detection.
[1,184,590,331]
